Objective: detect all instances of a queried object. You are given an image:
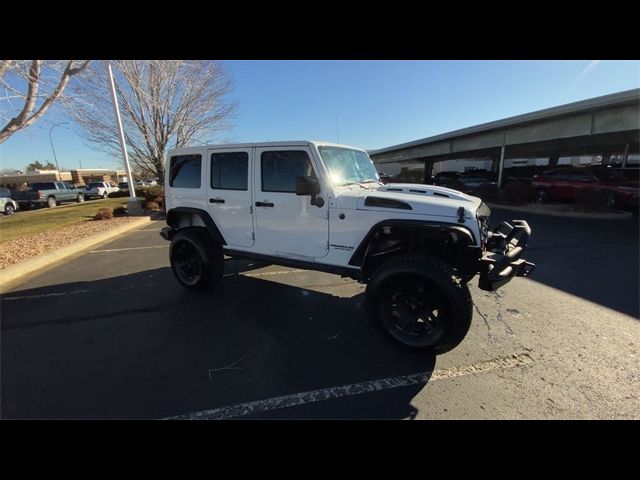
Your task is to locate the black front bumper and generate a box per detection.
[478,219,535,291]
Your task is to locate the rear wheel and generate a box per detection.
[366,254,473,354]
[169,228,223,292]
[4,203,15,215]
[102,192,108,199]
[47,196,57,208]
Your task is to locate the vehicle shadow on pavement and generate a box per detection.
[2,267,435,419]
[489,208,640,319]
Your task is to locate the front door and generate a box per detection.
[206,147,254,247]
[254,146,329,258]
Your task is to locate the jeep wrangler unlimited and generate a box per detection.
[160,141,535,354]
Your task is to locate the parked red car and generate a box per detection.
[532,167,639,212]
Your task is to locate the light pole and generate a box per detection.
[103,60,142,214]
[49,122,68,181]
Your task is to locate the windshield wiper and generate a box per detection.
[340,181,368,188]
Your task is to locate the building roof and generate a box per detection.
[370,88,640,156]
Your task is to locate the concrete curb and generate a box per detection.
[487,203,634,220]
[0,216,152,292]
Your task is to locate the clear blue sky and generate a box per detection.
[1,60,638,171]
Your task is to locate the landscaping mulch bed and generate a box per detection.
[0,217,137,269]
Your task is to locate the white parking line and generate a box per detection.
[88,245,169,253]
[2,289,94,301]
[164,353,533,420]
[224,269,309,278]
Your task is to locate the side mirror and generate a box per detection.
[295,176,321,196]
[295,176,323,207]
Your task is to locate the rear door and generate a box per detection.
[206,147,254,247]
[253,146,329,258]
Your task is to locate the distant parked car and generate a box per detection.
[434,171,461,186]
[85,181,119,199]
[532,167,639,211]
[0,187,18,215]
[12,181,85,209]
[118,182,129,190]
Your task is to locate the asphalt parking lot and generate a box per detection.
[1,208,639,419]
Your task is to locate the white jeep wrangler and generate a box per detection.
[160,141,535,354]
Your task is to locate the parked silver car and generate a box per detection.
[0,187,18,215]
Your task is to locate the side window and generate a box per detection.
[170,154,202,188]
[55,182,65,189]
[211,152,249,190]
[261,150,315,193]
[568,173,593,182]
[64,183,74,189]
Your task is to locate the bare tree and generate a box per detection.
[0,60,90,144]
[67,60,237,183]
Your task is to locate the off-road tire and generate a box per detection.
[169,228,223,292]
[366,254,473,355]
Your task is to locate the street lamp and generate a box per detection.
[49,122,68,181]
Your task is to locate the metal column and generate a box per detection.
[622,143,630,168]
[497,145,506,189]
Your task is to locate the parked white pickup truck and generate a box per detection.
[85,182,119,199]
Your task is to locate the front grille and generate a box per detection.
[478,215,490,248]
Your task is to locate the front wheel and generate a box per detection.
[4,203,15,215]
[47,197,57,208]
[169,228,223,292]
[77,193,85,203]
[102,192,108,199]
[366,254,473,355]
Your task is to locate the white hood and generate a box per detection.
[334,183,482,220]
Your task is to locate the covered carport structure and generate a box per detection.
[369,88,640,187]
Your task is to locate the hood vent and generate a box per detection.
[364,196,412,210]
[376,184,457,199]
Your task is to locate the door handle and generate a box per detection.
[209,198,225,204]
[255,201,274,207]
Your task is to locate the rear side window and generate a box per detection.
[170,155,202,188]
[211,152,249,190]
[31,183,56,190]
[261,150,315,193]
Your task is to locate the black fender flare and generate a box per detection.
[348,219,477,267]
[166,207,226,245]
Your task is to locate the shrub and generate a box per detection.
[503,182,536,205]
[145,201,160,211]
[94,207,113,220]
[113,206,128,217]
[137,185,164,201]
[574,189,615,212]
[108,190,129,198]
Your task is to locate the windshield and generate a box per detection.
[591,169,625,182]
[318,146,380,186]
